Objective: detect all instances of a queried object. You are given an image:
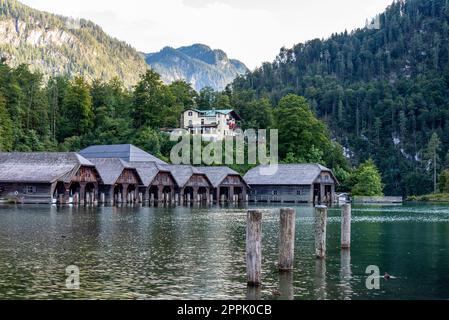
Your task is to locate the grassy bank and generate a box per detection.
[407,193,449,202]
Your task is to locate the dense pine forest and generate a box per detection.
[3,0,449,197]
[229,0,449,196]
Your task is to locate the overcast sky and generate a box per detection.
[20,0,393,69]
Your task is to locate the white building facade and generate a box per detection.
[180,109,242,141]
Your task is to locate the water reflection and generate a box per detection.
[314,259,327,300]
[340,249,352,300]
[278,272,294,300]
[1,203,449,299]
[246,286,261,300]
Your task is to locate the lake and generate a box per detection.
[0,203,448,300]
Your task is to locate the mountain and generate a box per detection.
[0,0,147,86]
[144,44,248,91]
[231,0,449,196]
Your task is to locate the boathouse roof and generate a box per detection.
[243,164,338,186]
[79,144,167,164]
[88,158,143,186]
[0,152,96,184]
[158,164,211,188]
[127,161,174,187]
[196,166,246,188]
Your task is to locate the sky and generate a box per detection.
[20,0,394,70]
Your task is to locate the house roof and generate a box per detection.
[88,158,143,186]
[79,144,167,164]
[158,164,211,188]
[243,164,338,186]
[0,152,97,184]
[186,109,242,121]
[196,166,246,188]
[127,161,174,187]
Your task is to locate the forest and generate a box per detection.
[3,0,449,197]
[229,0,449,196]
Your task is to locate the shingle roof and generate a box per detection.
[79,144,167,164]
[243,164,336,186]
[127,161,172,186]
[158,164,210,188]
[196,166,243,188]
[0,152,96,183]
[88,158,142,185]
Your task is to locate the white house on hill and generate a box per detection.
[180,109,242,141]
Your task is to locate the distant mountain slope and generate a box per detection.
[231,0,449,196]
[0,0,147,86]
[144,44,248,91]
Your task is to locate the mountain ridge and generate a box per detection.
[144,43,248,91]
[0,0,148,87]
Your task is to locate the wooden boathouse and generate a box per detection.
[244,164,338,204]
[129,161,177,203]
[197,166,249,202]
[160,164,213,203]
[0,153,102,204]
[88,158,143,204]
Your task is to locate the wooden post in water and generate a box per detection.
[100,193,105,204]
[341,204,352,249]
[279,208,296,271]
[246,210,262,286]
[315,205,327,259]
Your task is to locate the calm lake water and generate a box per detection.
[0,203,448,300]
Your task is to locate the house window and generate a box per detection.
[26,186,36,194]
[325,175,330,181]
[201,119,205,125]
[189,120,193,126]
[188,112,193,116]
[297,190,301,196]
[273,190,278,196]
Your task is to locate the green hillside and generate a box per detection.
[230,0,449,196]
[0,0,147,87]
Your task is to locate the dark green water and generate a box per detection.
[0,203,448,300]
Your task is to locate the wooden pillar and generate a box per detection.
[64,187,70,204]
[320,184,325,205]
[193,187,199,203]
[242,186,247,203]
[229,186,235,203]
[121,184,128,204]
[79,183,86,205]
[157,185,163,203]
[315,205,327,259]
[216,188,220,204]
[144,188,150,203]
[279,208,296,271]
[310,184,315,204]
[246,210,262,287]
[341,204,352,249]
[205,189,210,204]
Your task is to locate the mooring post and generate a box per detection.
[341,204,352,249]
[279,208,296,271]
[246,210,262,287]
[315,205,327,259]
